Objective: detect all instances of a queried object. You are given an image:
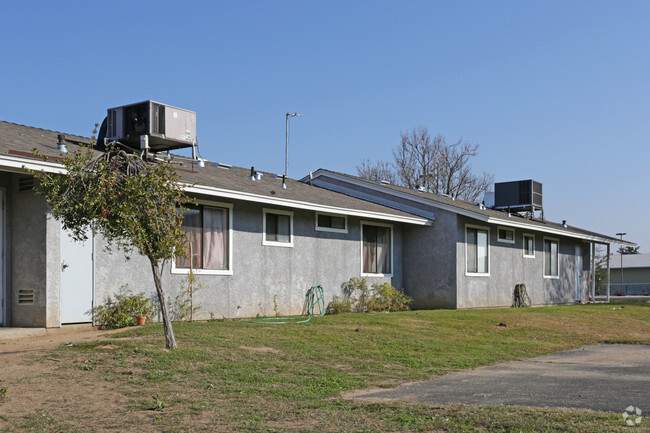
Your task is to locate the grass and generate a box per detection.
[2,301,649,432]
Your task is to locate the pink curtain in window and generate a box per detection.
[376,227,390,274]
[362,226,373,273]
[363,225,391,274]
[203,207,228,270]
[176,208,201,269]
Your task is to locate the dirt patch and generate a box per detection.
[0,327,142,432]
[96,344,121,350]
[0,325,124,355]
[239,345,282,354]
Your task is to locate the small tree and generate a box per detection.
[30,142,190,349]
[618,245,640,255]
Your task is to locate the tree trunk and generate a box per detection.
[149,258,177,350]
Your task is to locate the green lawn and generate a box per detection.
[3,302,649,432]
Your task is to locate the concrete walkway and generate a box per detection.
[0,324,94,341]
[349,345,650,414]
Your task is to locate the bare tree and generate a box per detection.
[356,159,396,183]
[357,126,493,202]
[393,126,440,191]
[438,139,494,202]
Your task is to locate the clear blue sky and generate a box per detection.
[2,1,648,251]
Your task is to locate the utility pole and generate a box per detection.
[285,112,302,178]
[616,232,627,293]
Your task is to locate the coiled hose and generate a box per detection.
[241,285,325,324]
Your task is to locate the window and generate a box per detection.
[263,209,293,247]
[466,225,489,275]
[497,227,515,243]
[523,234,535,258]
[544,238,559,278]
[174,204,232,274]
[361,223,392,275]
[315,213,347,233]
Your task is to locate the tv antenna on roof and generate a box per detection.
[285,112,302,177]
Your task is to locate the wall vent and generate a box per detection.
[18,175,34,192]
[18,289,34,304]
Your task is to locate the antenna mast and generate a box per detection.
[285,112,302,177]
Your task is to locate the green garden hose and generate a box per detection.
[241,285,325,325]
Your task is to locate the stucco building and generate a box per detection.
[0,120,635,327]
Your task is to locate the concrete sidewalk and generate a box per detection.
[0,324,93,340]
[349,345,650,414]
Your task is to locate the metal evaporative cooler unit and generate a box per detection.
[105,100,197,152]
[494,180,543,213]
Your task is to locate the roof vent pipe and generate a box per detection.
[282,175,287,189]
[250,166,255,181]
[255,171,263,181]
[57,134,68,153]
[562,220,567,228]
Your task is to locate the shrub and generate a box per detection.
[93,287,154,329]
[327,278,412,314]
[326,295,353,314]
[343,277,372,312]
[368,282,413,312]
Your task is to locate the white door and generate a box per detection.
[575,245,582,302]
[60,229,93,323]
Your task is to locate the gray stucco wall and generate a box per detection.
[403,207,457,309]
[455,215,591,308]
[93,198,404,320]
[10,175,61,327]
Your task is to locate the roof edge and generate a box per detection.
[308,169,634,245]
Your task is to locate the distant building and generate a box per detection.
[609,253,650,296]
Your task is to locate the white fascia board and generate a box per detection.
[183,183,430,226]
[0,154,66,174]
[309,170,630,245]
[484,217,625,244]
[0,158,427,225]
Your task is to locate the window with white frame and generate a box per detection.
[544,238,559,277]
[175,204,231,274]
[361,223,392,275]
[263,209,293,247]
[497,227,515,243]
[315,212,347,233]
[466,226,489,274]
[523,234,535,258]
